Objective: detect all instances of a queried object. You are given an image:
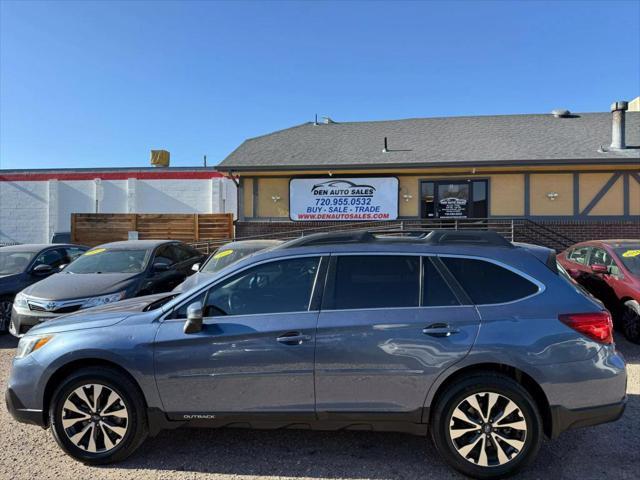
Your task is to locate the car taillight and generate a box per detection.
[559,311,613,344]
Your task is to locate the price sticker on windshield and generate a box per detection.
[622,249,640,258]
[84,248,106,256]
[213,249,233,259]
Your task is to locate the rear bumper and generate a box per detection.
[5,387,45,427]
[550,397,626,439]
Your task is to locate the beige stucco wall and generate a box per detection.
[489,174,525,216]
[630,177,640,215]
[580,173,624,216]
[242,178,254,218]
[580,173,610,213]
[530,174,573,215]
[398,176,420,217]
[256,178,289,217]
[590,176,623,215]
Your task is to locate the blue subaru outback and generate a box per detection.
[6,230,626,479]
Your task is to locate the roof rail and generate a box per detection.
[424,230,514,248]
[281,228,512,249]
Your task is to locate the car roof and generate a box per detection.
[94,240,176,250]
[0,243,85,252]
[218,239,284,250]
[570,239,640,248]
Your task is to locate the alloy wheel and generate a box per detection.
[449,391,527,467]
[61,383,129,453]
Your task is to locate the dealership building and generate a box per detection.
[218,99,640,247]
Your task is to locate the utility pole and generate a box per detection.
[203,155,207,167]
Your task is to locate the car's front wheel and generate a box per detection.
[430,373,542,479]
[621,300,640,344]
[49,367,148,464]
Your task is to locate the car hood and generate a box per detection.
[27,293,173,335]
[22,272,140,300]
[173,271,215,292]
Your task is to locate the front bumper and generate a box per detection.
[5,387,45,427]
[550,398,626,438]
[9,307,58,337]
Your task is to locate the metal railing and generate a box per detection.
[189,218,522,253]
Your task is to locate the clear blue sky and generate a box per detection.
[1,0,638,170]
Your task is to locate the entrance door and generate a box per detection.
[421,180,488,219]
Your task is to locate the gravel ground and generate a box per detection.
[0,333,638,480]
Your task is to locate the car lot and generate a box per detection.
[0,334,637,480]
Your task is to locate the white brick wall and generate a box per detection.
[0,176,237,244]
[0,181,49,244]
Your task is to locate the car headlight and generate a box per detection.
[81,291,126,309]
[14,292,28,309]
[15,335,54,359]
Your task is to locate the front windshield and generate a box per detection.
[66,248,149,274]
[201,248,257,273]
[0,250,36,275]
[614,246,640,276]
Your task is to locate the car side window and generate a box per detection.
[64,247,86,263]
[423,258,460,306]
[328,255,420,310]
[154,245,179,266]
[589,248,620,276]
[588,248,612,267]
[440,257,539,304]
[32,249,64,269]
[170,245,193,262]
[568,247,590,265]
[201,257,320,317]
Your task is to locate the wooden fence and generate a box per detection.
[71,213,234,247]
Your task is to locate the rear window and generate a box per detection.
[441,257,539,304]
[330,255,420,310]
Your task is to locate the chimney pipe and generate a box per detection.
[610,100,628,150]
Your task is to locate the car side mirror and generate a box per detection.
[191,263,200,272]
[153,262,170,272]
[32,264,53,275]
[591,264,609,274]
[183,301,203,334]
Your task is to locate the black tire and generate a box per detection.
[49,367,148,464]
[621,300,640,344]
[430,373,543,479]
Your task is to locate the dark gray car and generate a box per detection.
[0,244,88,332]
[9,240,204,336]
[6,230,626,478]
[173,239,283,292]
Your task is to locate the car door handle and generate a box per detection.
[422,323,460,337]
[276,332,312,345]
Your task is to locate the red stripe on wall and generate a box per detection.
[0,171,224,182]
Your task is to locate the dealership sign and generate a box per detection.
[289,177,399,221]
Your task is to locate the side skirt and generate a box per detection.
[153,409,429,436]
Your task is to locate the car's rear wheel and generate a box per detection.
[430,373,542,479]
[0,296,12,333]
[621,300,640,344]
[49,367,148,464]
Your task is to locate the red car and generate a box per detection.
[558,239,640,343]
